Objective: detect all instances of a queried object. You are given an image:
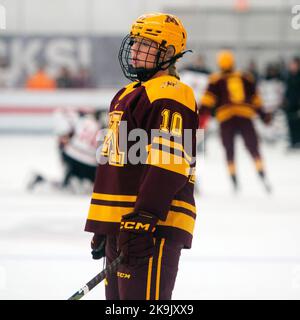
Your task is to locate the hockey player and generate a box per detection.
[284,57,300,149]
[199,50,272,192]
[28,109,102,193]
[180,54,210,103]
[85,13,198,300]
[60,109,101,189]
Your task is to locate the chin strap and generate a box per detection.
[159,49,193,71]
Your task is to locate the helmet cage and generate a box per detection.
[119,34,175,82]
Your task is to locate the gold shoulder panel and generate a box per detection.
[143,76,196,112]
[118,82,138,101]
[209,72,222,83]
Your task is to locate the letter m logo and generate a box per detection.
[165,15,179,25]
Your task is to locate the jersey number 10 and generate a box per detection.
[160,109,183,136]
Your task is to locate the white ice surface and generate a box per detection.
[0,134,300,300]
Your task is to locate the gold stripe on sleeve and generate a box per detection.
[92,193,137,202]
[146,148,190,177]
[171,200,196,214]
[201,92,216,107]
[153,137,192,163]
[87,204,133,222]
[158,211,195,235]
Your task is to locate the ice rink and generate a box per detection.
[0,133,300,300]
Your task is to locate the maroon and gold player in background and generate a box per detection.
[85,13,198,300]
[199,50,272,192]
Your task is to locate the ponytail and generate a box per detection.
[168,64,180,80]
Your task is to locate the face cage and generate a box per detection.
[118,34,168,82]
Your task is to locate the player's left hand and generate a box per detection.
[118,211,158,266]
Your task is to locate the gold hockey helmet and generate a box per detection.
[130,13,187,55]
[217,50,235,71]
[119,13,190,82]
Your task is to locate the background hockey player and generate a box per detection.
[180,54,210,103]
[257,63,285,144]
[199,50,272,192]
[284,57,300,149]
[85,13,198,300]
[28,109,103,193]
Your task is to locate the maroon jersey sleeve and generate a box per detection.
[242,73,269,120]
[134,98,197,221]
[199,76,219,117]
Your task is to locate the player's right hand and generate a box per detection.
[91,234,106,260]
[263,112,273,125]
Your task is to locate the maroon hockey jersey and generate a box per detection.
[199,71,264,122]
[85,75,198,248]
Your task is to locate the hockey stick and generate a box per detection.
[68,253,124,300]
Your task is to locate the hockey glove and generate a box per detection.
[118,211,158,266]
[258,110,272,125]
[262,112,272,125]
[91,233,106,260]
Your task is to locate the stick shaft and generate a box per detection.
[68,254,123,300]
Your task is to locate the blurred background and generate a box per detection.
[0,0,300,300]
